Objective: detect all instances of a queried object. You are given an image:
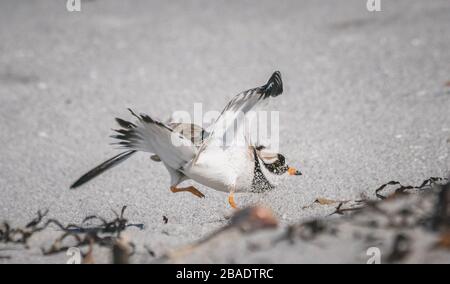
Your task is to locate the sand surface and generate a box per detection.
[0,0,449,263]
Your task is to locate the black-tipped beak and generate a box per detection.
[288,167,302,176]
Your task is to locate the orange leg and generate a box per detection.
[228,191,238,209]
[170,186,205,198]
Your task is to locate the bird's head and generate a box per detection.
[255,146,302,177]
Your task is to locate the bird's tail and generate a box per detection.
[70,150,137,189]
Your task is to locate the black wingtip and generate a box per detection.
[70,176,86,189]
[115,118,136,129]
[70,181,81,189]
[263,71,283,97]
[70,172,93,189]
[69,150,137,190]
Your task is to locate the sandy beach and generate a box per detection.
[0,0,449,263]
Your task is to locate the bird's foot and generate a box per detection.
[228,192,238,209]
[170,186,205,198]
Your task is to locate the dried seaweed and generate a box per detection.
[375,177,447,200]
[0,210,49,247]
[301,198,349,209]
[51,206,144,235]
[41,206,142,263]
[329,202,366,216]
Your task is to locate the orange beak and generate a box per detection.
[288,167,302,176]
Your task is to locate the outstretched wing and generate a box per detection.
[70,112,199,189]
[197,71,283,155]
[112,109,197,170]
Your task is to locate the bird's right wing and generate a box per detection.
[194,71,283,160]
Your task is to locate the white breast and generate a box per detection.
[182,146,254,193]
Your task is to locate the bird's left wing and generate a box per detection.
[112,109,197,170]
[70,111,198,188]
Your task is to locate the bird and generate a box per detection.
[70,71,302,208]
